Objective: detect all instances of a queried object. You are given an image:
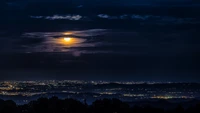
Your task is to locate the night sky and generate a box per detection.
[0,0,200,82]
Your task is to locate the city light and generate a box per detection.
[0,80,198,104]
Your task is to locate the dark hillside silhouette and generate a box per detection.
[0,97,200,113]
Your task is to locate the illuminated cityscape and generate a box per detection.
[0,80,199,104]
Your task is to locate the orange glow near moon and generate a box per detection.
[63,32,73,35]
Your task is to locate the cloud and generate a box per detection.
[97,14,109,19]
[19,38,45,45]
[97,14,159,20]
[97,14,199,24]
[31,15,82,21]
[19,29,108,53]
[131,14,160,20]
[97,14,118,19]
[30,16,43,19]
[30,14,199,24]
[46,15,82,20]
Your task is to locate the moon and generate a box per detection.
[64,37,71,42]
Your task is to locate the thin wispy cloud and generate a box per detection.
[30,13,199,24]
[31,15,83,21]
[97,14,199,24]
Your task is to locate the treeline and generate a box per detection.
[0,97,200,113]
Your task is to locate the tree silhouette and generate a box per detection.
[1,100,18,113]
[175,104,185,113]
[0,97,200,113]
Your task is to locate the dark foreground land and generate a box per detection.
[1,97,200,113]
